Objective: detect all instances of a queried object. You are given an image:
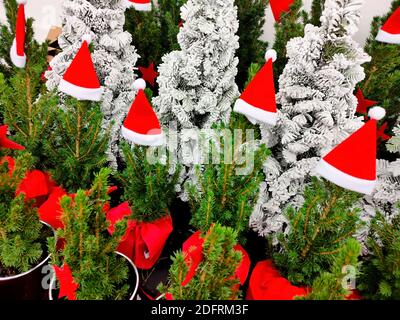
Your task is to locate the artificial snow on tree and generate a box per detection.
[251,0,370,236]
[45,0,139,167]
[153,0,240,179]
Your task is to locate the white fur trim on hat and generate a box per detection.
[315,159,376,195]
[234,98,277,126]
[82,34,92,45]
[133,2,151,11]
[265,49,277,62]
[368,106,386,121]
[134,78,146,90]
[10,38,26,68]
[59,79,103,101]
[17,0,27,4]
[376,28,400,44]
[121,126,164,147]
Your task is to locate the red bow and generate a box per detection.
[53,263,79,300]
[0,125,25,150]
[181,231,251,287]
[0,156,15,176]
[107,202,173,270]
[355,88,378,115]
[16,170,55,206]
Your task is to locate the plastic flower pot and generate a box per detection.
[48,251,140,300]
[0,221,54,300]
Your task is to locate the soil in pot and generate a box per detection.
[0,223,53,300]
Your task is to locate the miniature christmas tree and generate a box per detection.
[185,119,269,241]
[235,0,269,89]
[45,0,140,167]
[361,0,400,134]
[301,238,361,300]
[274,178,362,286]
[160,224,243,300]
[359,207,400,300]
[0,0,58,164]
[43,97,110,193]
[308,0,325,26]
[153,0,240,171]
[251,0,370,236]
[48,168,130,300]
[0,151,44,273]
[272,0,306,85]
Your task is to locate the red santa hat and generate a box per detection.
[58,35,103,101]
[233,49,278,126]
[10,0,27,68]
[121,79,164,146]
[270,0,295,22]
[376,7,400,44]
[315,107,386,195]
[125,0,152,11]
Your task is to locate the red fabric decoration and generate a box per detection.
[38,187,67,230]
[53,264,79,300]
[246,260,309,300]
[376,7,400,44]
[181,231,251,287]
[0,125,25,150]
[270,0,295,22]
[346,290,362,300]
[139,63,159,87]
[125,0,152,11]
[178,20,184,28]
[165,293,174,300]
[355,88,378,115]
[377,122,391,142]
[107,202,173,270]
[0,156,16,176]
[15,170,55,206]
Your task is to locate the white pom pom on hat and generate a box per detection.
[265,49,277,62]
[16,0,28,4]
[368,106,386,121]
[134,78,146,90]
[82,34,92,45]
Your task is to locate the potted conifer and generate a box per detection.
[48,168,139,300]
[0,126,54,299]
[107,142,181,299]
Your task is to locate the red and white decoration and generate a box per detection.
[315,107,386,195]
[58,35,103,101]
[270,0,295,22]
[10,0,27,68]
[125,0,152,11]
[121,79,164,146]
[376,7,400,44]
[233,49,278,126]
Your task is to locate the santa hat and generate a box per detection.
[58,35,103,101]
[121,79,164,146]
[233,50,278,126]
[270,0,295,22]
[125,0,152,11]
[376,7,400,44]
[10,0,27,68]
[315,107,386,195]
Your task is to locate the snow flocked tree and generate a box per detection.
[153,0,240,179]
[251,0,370,236]
[45,0,139,167]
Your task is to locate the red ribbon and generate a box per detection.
[107,202,173,270]
[181,231,251,287]
[0,125,25,150]
[53,263,79,300]
[16,170,55,206]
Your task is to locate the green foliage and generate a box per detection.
[125,0,185,68]
[301,238,361,300]
[0,152,43,273]
[361,0,400,135]
[186,118,269,242]
[308,0,325,26]
[43,98,109,193]
[359,208,400,300]
[160,224,242,300]
[49,169,130,300]
[235,0,269,89]
[0,0,56,161]
[273,0,306,85]
[118,142,181,222]
[274,177,363,286]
